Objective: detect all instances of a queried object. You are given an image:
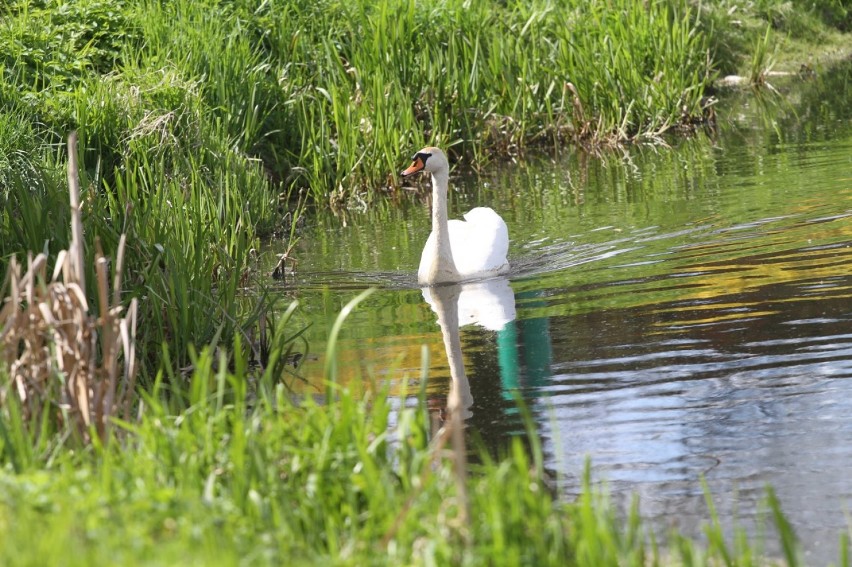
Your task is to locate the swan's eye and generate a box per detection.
[415,152,432,164]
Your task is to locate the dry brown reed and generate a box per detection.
[0,132,138,442]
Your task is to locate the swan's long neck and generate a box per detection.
[430,169,458,281]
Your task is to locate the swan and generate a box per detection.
[401,146,509,285]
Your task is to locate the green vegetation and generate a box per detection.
[698,0,851,77]
[3,0,848,363]
[0,0,714,210]
[2,0,846,215]
[0,348,822,566]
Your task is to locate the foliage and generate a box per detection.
[0,340,824,566]
[696,0,852,76]
[250,0,712,202]
[2,0,849,214]
[0,0,714,212]
[0,134,138,444]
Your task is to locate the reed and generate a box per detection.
[0,133,137,448]
[3,0,850,218]
[1,0,713,211]
[1,56,290,372]
[267,0,713,203]
[748,26,779,86]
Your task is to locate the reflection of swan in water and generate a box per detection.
[425,278,517,421]
[426,283,482,525]
[425,279,553,417]
[422,277,516,332]
[427,284,474,420]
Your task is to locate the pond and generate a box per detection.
[273,61,852,564]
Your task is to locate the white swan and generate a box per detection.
[401,147,509,285]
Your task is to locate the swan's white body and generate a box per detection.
[402,147,509,285]
[419,207,508,283]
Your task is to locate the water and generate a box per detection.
[272,63,852,563]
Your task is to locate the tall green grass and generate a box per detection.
[0,132,276,372]
[3,0,849,215]
[264,0,712,202]
[0,336,832,566]
[1,0,713,210]
[0,0,292,371]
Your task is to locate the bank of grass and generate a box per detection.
[0,346,828,566]
[698,0,851,78]
[0,132,274,372]
[1,2,283,368]
[2,0,849,211]
[3,0,710,209]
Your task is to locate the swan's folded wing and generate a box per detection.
[448,207,509,276]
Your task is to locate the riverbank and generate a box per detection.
[2,0,849,208]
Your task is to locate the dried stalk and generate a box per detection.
[0,132,138,442]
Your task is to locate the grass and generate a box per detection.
[697,0,852,79]
[1,0,300,368]
[1,0,708,211]
[255,0,713,199]
[0,339,833,566]
[0,131,275,373]
[2,0,849,211]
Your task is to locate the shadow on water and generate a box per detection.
[271,60,852,564]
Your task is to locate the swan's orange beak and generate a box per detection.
[401,156,425,177]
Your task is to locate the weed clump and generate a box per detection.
[0,133,137,443]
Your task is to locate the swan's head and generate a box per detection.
[401,146,448,178]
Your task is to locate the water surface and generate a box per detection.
[273,63,852,563]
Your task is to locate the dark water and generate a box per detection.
[273,61,852,564]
